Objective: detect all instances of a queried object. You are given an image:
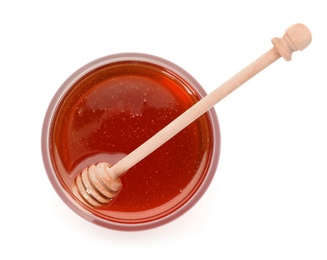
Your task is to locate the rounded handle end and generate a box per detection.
[272,23,312,61]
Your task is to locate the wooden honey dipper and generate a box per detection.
[72,23,312,207]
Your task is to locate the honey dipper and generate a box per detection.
[72,23,312,207]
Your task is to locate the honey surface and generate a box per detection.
[51,61,213,222]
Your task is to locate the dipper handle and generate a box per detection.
[72,24,311,207]
[109,23,312,179]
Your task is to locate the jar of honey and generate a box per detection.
[42,53,220,231]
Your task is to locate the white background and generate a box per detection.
[1,1,326,259]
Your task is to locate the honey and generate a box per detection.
[45,55,219,228]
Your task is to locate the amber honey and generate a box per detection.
[44,54,220,230]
